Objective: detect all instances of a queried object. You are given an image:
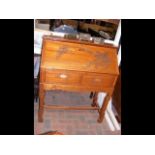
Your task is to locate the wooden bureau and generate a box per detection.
[38,36,119,123]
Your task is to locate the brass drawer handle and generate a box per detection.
[94,78,101,82]
[59,74,67,79]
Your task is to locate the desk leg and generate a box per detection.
[91,92,98,107]
[38,84,45,122]
[97,93,111,123]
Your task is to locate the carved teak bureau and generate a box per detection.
[38,36,119,123]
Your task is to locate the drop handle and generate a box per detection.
[59,74,67,79]
[94,78,101,82]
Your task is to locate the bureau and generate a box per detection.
[38,36,119,123]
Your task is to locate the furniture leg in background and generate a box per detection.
[90,92,93,98]
[91,92,98,107]
[91,91,114,123]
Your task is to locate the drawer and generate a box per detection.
[82,73,116,88]
[45,70,81,85]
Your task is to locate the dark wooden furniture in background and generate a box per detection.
[38,36,119,123]
[34,78,39,101]
[34,55,40,101]
[36,19,119,39]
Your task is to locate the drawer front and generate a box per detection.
[82,73,116,88]
[45,70,81,85]
[41,69,116,90]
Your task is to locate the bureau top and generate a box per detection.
[41,36,119,75]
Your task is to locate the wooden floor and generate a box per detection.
[34,91,121,135]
